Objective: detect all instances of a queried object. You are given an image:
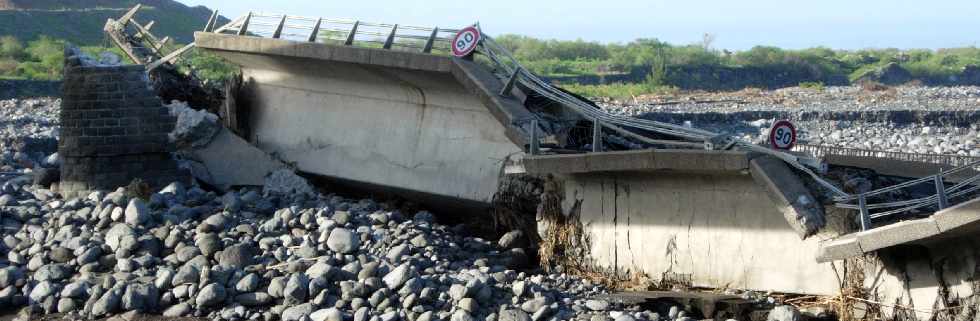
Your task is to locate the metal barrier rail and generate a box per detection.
[214,12,461,54]
[794,144,980,167]
[835,159,980,230]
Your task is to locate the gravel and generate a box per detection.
[597,86,980,156]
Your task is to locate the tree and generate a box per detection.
[0,36,25,59]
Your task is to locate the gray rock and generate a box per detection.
[34,264,71,282]
[60,281,90,299]
[449,283,468,301]
[122,283,158,311]
[585,299,610,311]
[236,292,273,306]
[283,303,315,321]
[520,297,548,313]
[767,305,800,321]
[452,310,476,321]
[383,263,411,289]
[459,298,478,312]
[105,224,135,252]
[90,287,123,317]
[218,243,255,268]
[163,302,191,317]
[197,233,222,257]
[498,230,524,249]
[236,273,261,292]
[28,281,57,303]
[613,314,636,321]
[312,307,344,321]
[196,283,227,307]
[57,297,76,313]
[327,228,359,254]
[284,273,310,305]
[48,247,72,263]
[499,310,531,321]
[124,198,151,226]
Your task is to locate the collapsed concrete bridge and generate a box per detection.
[89,9,980,320]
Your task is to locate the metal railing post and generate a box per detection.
[935,170,948,210]
[592,118,602,153]
[529,120,539,156]
[203,10,218,32]
[499,67,522,97]
[858,194,871,231]
[272,15,287,39]
[383,24,398,49]
[345,21,359,45]
[308,18,322,42]
[238,12,252,36]
[423,27,439,53]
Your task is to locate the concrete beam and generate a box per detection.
[816,197,980,262]
[749,155,826,238]
[189,127,285,190]
[450,58,532,146]
[522,149,749,175]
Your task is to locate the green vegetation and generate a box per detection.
[0,35,237,83]
[799,81,825,91]
[0,0,227,45]
[495,34,980,95]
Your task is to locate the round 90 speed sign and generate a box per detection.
[768,120,797,150]
[452,26,481,57]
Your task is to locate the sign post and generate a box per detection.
[451,26,481,58]
[768,120,797,150]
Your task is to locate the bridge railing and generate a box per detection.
[215,12,461,54]
[794,144,980,167]
[834,159,980,230]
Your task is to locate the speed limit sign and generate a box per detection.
[451,26,481,57]
[768,120,797,150]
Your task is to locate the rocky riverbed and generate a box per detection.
[0,95,775,321]
[598,86,980,156]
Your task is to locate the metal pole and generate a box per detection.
[345,21,359,45]
[592,118,602,153]
[499,67,522,97]
[203,10,218,32]
[238,12,252,36]
[383,24,398,49]
[529,120,539,156]
[423,27,438,53]
[935,170,948,210]
[272,15,287,39]
[308,18,322,42]
[858,194,871,231]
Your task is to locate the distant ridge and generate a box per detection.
[0,0,229,45]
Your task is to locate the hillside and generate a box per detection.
[0,0,229,45]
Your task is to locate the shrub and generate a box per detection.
[799,81,825,91]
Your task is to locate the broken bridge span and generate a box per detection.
[118,10,980,320]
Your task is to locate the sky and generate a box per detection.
[177,0,980,50]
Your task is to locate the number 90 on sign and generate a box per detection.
[452,27,481,57]
[768,120,797,150]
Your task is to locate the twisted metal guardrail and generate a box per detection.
[794,144,980,167]
[207,13,980,231]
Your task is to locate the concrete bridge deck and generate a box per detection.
[191,17,980,310]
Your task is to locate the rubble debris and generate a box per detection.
[263,168,316,197]
[167,101,221,148]
[0,179,670,321]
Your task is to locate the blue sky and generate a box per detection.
[177,0,980,50]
